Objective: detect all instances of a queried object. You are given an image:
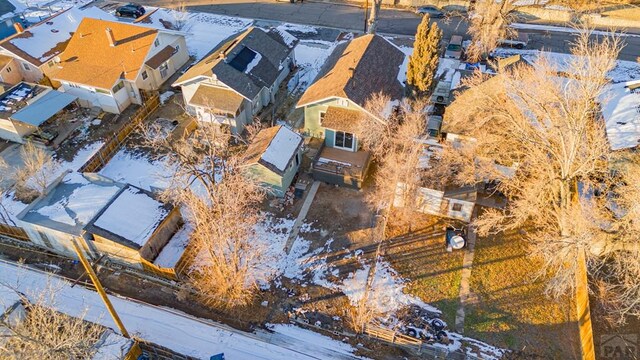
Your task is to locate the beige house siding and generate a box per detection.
[0,58,22,85]
[18,221,77,258]
[137,34,189,91]
[139,208,182,261]
[92,233,143,269]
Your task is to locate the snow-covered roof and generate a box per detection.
[245,125,303,176]
[601,80,640,151]
[87,185,171,249]
[19,172,123,235]
[0,6,114,66]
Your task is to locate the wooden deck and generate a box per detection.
[312,146,371,189]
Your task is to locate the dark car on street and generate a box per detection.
[115,3,146,18]
[415,6,445,18]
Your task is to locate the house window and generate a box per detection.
[112,81,124,93]
[6,66,11,73]
[141,70,148,80]
[334,131,354,151]
[22,63,30,71]
[154,38,160,47]
[452,203,463,212]
[96,88,110,94]
[47,60,54,67]
[319,111,326,125]
[295,152,300,167]
[175,44,180,52]
[159,62,169,78]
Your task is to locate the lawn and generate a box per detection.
[384,211,464,327]
[466,227,581,358]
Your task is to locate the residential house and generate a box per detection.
[296,34,405,189]
[0,7,114,86]
[0,0,25,41]
[173,26,297,134]
[17,172,188,279]
[53,18,188,113]
[0,82,77,144]
[243,125,303,197]
[600,79,640,151]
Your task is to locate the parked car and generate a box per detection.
[498,33,529,49]
[426,115,443,138]
[430,81,452,105]
[115,3,146,18]
[444,35,463,59]
[415,6,445,18]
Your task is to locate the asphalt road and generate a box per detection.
[133,0,639,61]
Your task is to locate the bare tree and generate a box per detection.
[144,120,266,308]
[0,282,105,359]
[442,29,640,322]
[13,142,56,202]
[170,1,189,31]
[358,95,427,229]
[466,0,516,62]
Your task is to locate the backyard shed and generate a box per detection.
[84,184,183,269]
[244,125,303,197]
[17,172,186,276]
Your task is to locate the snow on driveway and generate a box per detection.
[0,260,365,360]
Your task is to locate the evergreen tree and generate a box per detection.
[407,16,442,95]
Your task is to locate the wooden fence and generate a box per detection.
[0,224,29,241]
[80,93,160,173]
[577,250,596,360]
[364,324,484,360]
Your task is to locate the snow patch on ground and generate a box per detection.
[288,39,337,94]
[395,45,412,86]
[159,91,175,105]
[154,222,193,268]
[0,261,362,360]
[0,141,103,225]
[492,48,640,83]
[99,150,174,192]
[340,260,441,316]
[138,8,252,60]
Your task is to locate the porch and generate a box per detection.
[311,144,371,189]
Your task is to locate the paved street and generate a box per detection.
[132,0,640,61]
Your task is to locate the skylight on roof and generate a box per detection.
[228,46,258,72]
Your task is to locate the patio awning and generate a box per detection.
[11,90,77,127]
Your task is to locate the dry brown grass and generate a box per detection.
[465,227,580,358]
[384,211,464,327]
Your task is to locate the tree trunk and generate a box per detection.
[367,0,382,34]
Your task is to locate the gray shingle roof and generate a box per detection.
[174,27,297,100]
[297,34,405,108]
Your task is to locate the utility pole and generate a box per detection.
[363,0,369,33]
[71,238,130,338]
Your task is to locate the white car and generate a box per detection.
[498,33,529,49]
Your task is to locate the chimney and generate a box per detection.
[13,22,23,34]
[105,27,116,47]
